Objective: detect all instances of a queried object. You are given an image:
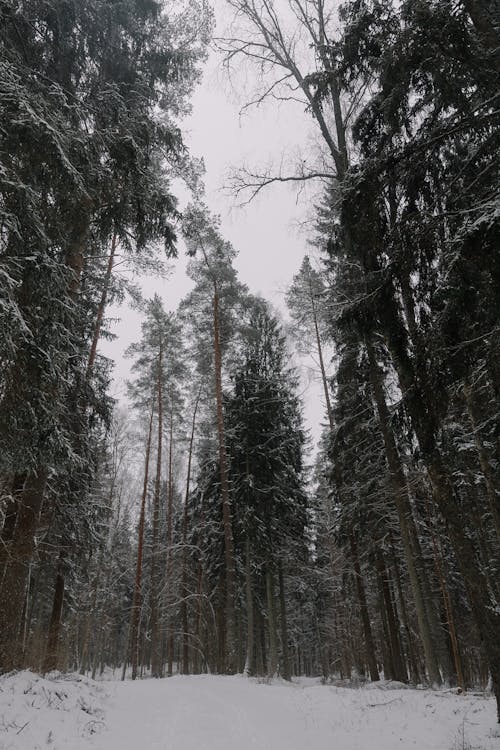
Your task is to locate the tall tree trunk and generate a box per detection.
[380,319,500,717]
[463,380,500,545]
[43,553,66,673]
[309,284,334,431]
[366,338,442,686]
[0,468,48,671]
[150,348,164,678]
[0,211,91,673]
[86,232,118,378]
[166,404,174,677]
[425,455,500,715]
[244,538,254,676]
[377,573,394,680]
[375,548,407,683]
[181,389,201,675]
[257,606,267,676]
[80,476,118,674]
[126,404,154,681]
[266,565,278,678]
[193,489,208,675]
[349,532,379,682]
[388,533,421,684]
[213,286,236,672]
[0,473,25,586]
[36,230,116,676]
[423,493,465,691]
[278,560,291,681]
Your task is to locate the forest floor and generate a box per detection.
[0,670,498,750]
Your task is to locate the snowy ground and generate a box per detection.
[0,671,498,750]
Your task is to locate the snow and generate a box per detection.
[1,672,498,750]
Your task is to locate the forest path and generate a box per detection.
[96,675,497,750]
[1,672,497,750]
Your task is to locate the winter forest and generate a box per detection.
[0,0,499,748]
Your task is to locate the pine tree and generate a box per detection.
[181,203,251,672]
[286,256,334,431]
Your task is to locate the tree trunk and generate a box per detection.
[86,232,118,378]
[150,348,164,678]
[213,287,236,672]
[377,573,394,680]
[425,496,465,691]
[43,553,66,673]
[278,560,291,681]
[266,565,278,678]
[0,467,48,672]
[388,533,421,684]
[366,337,442,686]
[426,457,500,717]
[127,404,154,681]
[181,389,201,675]
[244,538,254,676]
[380,320,500,717]
[0,473,25,586]
[463,381,500,545]
[409,511,454,684]
[349,532,380,682]
[310,284,334,432]
[375,548,407,683]
[166,405,174,677]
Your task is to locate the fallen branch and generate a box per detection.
[367,698,403,708]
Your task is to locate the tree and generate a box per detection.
[225,302,309,678]
[181,203,251,672]
[0,0,211,672]
[124,297,186,678]
[287,255,334,430]
[335,0,500,713]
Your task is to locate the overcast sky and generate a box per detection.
[101,4,330,451]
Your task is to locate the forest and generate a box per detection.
[0,0,499,735]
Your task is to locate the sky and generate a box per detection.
[101,2,330,452]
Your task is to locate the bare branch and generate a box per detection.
[226,162,336,205]
[238,72,296,114]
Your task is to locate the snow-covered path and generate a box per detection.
[100,676,497,750]
[1,672,498,750]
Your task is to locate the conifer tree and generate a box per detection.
[225,302,309,678]
[0,0,211,671]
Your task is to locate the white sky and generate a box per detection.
[101,5,330,452]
